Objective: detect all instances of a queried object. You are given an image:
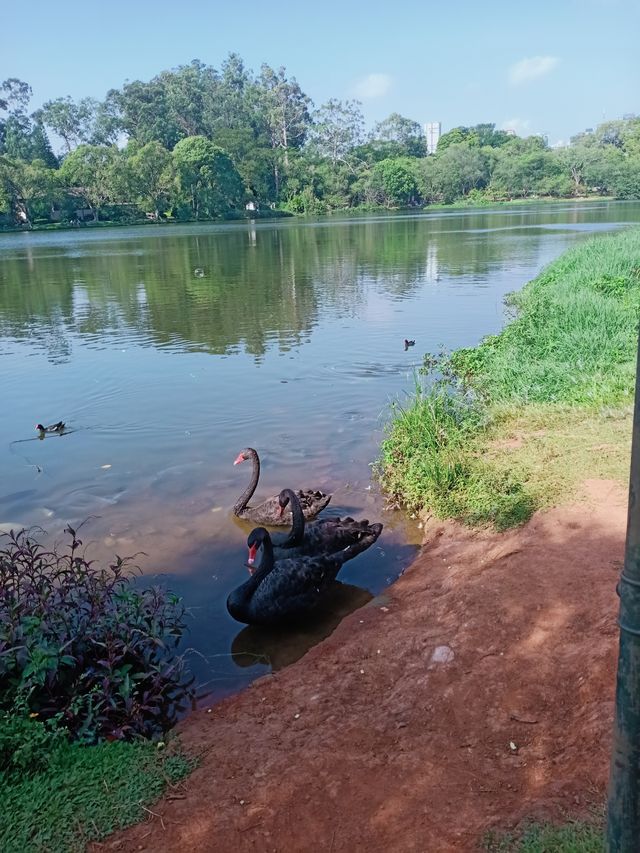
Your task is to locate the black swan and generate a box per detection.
[226,523,383,626]
[233,447,331,526]
[404,339,415,350]
[35,421,65,435]
[270,488,383,559]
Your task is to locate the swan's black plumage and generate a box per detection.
[271,488,383,559]
[226,524,383,626]
[232,447,331,526]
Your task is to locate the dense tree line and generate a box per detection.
[1,56,639,227]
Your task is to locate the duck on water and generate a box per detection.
[35,421,66,436]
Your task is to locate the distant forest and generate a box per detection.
[1,54,639,226]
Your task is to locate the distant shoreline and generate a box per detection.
[0,194,618,235]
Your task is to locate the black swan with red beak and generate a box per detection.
[232,447,331,526]
[226,522,382,626]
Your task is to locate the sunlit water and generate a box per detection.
[1,201,638,700]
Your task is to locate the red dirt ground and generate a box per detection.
[98,478,626,853]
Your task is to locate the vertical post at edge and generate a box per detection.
[607,326,640,851]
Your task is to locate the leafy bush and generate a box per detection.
[0,527,193,742]
[0,713,67,784]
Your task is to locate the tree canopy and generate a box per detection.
[1,61,638,227]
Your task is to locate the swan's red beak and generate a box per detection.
[233,453,245,466]
[247,543,258,566]
[278,503,285,518]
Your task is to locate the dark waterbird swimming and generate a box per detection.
[404,339,416,351]
[232,447,331,526]
[35,421,65,436]
[226,523,383,626]
[270,487,384,560]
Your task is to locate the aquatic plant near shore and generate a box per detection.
[0,526,193,742]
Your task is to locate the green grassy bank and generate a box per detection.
[484,820,604,852]
[379,226,640,528]
[0,715,194,853]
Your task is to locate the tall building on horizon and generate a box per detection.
[424,121,441,154]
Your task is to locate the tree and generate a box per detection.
[172,136,244,218]
[436,127,469,153]
[108,79,181,149]
[437,123,512,153]
[126,141,175,218]
[0,156,58,224]
[367,157,419,207]
[490,147,553,199]
[0,78,32,115]
[0,78,33,158]
[38,96,97,153]
[557,144,602,195]
[308,99,365,165]
[158,59,218,138]
[210,126,275,203]
[59,144,121,213]
[257,65,312,166]
[418,143,489,202]
[372,113,426,157]
[90,95,122,146]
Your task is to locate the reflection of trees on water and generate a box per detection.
[0,205,627,358]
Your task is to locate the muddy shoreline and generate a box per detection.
[96,477,622,852]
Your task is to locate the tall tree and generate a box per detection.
[158,59,218,138]
[126,141,175,218]
[308,99,365,165]
[59,144,121,213]
[38,96,98,153]
[372,112,427,157]
[172,136,244,218]
[0,155,58,224]
[257,65,312,166]
[108,79,180,149]
[0,78,33,158]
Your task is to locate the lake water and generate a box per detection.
[1,200,638,700]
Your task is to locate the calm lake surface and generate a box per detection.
[1,201,639,700]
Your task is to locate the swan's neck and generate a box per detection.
[280,488,305,548]
[234,450,260,514]
[228,535,275,614]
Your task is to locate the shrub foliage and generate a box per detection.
[0,526,193,742]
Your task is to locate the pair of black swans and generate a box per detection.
[227,448,383,627]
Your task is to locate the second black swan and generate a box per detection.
[270,488,383,559]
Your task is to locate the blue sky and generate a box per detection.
[4,0,638,145]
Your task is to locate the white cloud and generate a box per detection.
[508,56,559,86]
[351,73,392,99]
[500,117,531,136]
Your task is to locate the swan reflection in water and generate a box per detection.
[230,581,373,671]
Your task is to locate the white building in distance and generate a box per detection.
[424,122,441,154]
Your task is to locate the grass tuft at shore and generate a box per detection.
[0,715,194,853]
[483,820,603,852]
[379,227,640,526]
